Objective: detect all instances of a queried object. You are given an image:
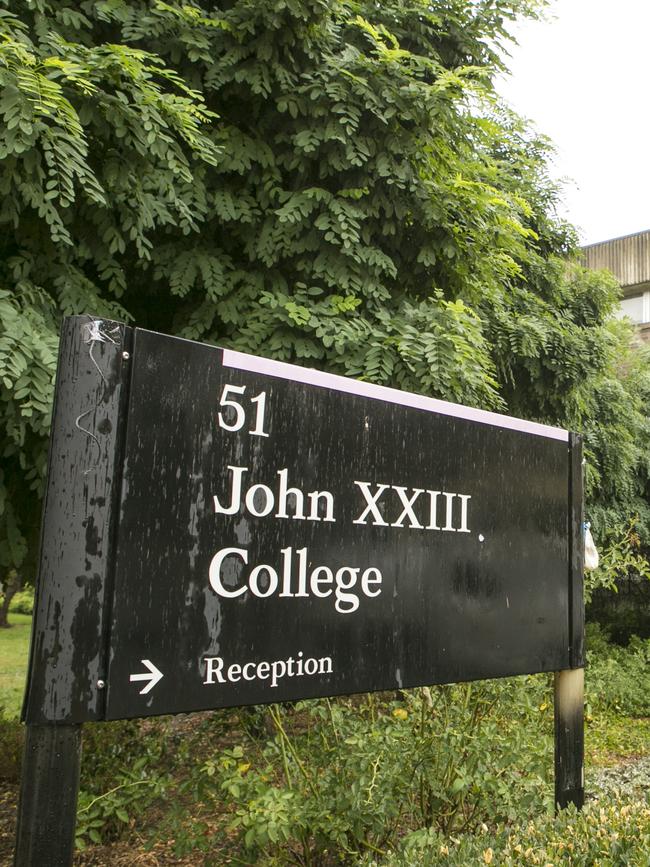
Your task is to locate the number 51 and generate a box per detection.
[217,384,269,438]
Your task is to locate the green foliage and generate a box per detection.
[0,705,23,781]
[0,621,641,860]
[0,290,58,573]
[8,586,33,614]
[585,518,650,604]
[581,332,650,545]
[0,621,647,862]
[0,0,220,571]
[0,609,30,717]
[589,577,650,644]
[367,796,650,866]
[152,632,648,863]
[585,626,650,766]
[80,719,153,790]
[188,679,553,863]
[1,0,649,580]
[75,718,171,849]
[587,712,650,769]
[76,759,167,850]
[586,633,650,717]
[1,11,648,862]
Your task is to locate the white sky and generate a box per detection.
[497,0,650,246]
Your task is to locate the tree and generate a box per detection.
[0,568,20,627]
[1,0,648,583]
[0,0,220,581]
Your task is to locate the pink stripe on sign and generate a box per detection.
[221,349,569,442]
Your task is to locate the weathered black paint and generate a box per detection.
[24,320,584,725]
[14,725,82,866]
[569,434,585,668]
[554,668,585,810]
[552,435,585,810]
[23,317,132,724]
[100,328,573,719]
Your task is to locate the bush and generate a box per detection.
[368,795,650,866]
[8,588,34,616]
[585,621,616,658]
[0,707,23,781]
[80,720,149,791]
[586,632,650,717]
[190,677,554,864]
[76,719,171,849]
[76,758,167,851]
[588,577,650,643]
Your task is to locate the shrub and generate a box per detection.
[585,621,615,658]
[191,677,554,864]
[8,588,34,616]
[368,796,650,866]
[586,634,650,717]
[0,706,23,781]
[76,758,167,850]
[76,720,172,849]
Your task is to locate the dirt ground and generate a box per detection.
[0,781,213,867]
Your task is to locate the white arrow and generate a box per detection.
[129,659,164,695]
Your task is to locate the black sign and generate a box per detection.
[23,317,583,724]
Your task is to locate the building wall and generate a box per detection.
[581,230,650,340]
[582,230,650,288]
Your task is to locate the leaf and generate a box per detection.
[451,777,465,794]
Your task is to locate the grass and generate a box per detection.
[587,711,650,767]
[0,613,31,718]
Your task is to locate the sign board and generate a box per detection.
[23,317,583,724]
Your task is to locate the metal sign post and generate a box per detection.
[15,317,131,866]
[554,433,585,811]
[14,726,82,865]
[15,316,585,864]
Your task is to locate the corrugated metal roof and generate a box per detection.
[581,230,650,288]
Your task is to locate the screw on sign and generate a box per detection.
[14,317,585,866]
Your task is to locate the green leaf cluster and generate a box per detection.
[372,796,650,866]
[1,0,648,574]
[199,679,552,861]
[0,0,219,571]
[76,758,166,850]
[586,632,650,718]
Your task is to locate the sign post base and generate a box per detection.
[14,724,82,866]
[554,668,584,810]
